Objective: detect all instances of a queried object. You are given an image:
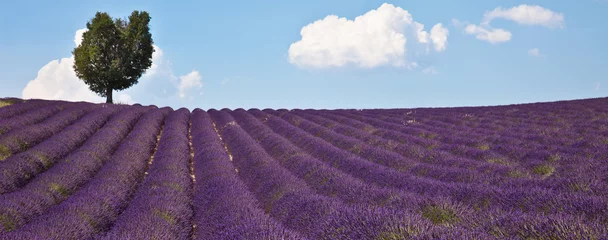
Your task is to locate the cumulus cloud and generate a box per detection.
[178,70,202,99]
[74,28,88,46]
[288,3,447,69]
[465,24,512,44]
[596,83,601,91]
[457,4,564,44]
[413,22,429,44]
[22,29,202,104]
[430,23,449,52]
[22,56,104,102]
[528,48,541,57]
[482,5,565,28]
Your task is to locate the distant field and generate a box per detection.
[0,97,607,239]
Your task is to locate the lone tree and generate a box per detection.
[73,11,154,103]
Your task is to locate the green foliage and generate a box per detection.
[568,182,591,192]
[0,214,16,232]
[0,101,14,108]
[486,157,511,166]
[532,164,555,177]
[73,11,154,103]
[507,169,529,178]
[0,145,10,161]
[153,209,176,224]
[421,205,459,225]
[476,143,490,151]
[547,154,561,162]
[49,182,69,197]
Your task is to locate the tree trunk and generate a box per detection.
[106,86,113,104]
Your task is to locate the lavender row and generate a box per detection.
[367,101,608,150]
[0,105,119,193]
[101,108,193,239]
[253,111,606,238]
[313,110,520,170]
[0,102,102,161]
[232,110,424,207]
[370,111,588,154]
[373,109,608,176]
[0,105,150,233]
[190,109,300,239]
[230,109,516,233]
[209,109,436,239]
[249,110,608,223]
[312,110,606,196]
[341,110,608,196]
[325,111,530,169]
[0,99,53,120]
[274,110,500,186]
[338,110,608,195]
[0,102,67,135]
[2,107,169,239]
[362,109,602,155]
[364,110,605,174]
[292,110,518,184]
[352,109,608,194]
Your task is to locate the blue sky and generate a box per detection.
[1,0,607,110]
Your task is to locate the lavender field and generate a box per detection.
[0,97,607,239]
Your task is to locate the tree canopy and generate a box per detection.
[73,11,154,103]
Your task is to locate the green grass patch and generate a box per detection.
[532,164,555,177]
[48,182,69,197]
[421,205,459,225]
[546,154,561,162]
[0,100,16,108]
[507,169,529,178]
[32,151,52,168]
[486,158,511,166]
[568,182,591,192]
[418,133,437,140]
[349,144,364,155]
[383,140,399,151]
[292,119,301,127]
[476,143,490,151]
[375,224,420,240]
[153,209,176,224]
[163,181,183,192]
[376,231,404,240]
[362,125,377,134]
[0,145,10,161]
[0,214,16,232]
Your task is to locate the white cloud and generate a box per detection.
[414,22,429,44]
[288,3,446,69]
[465,24,512,44]
[482,5,565,28]
[22,28,102,102]
[178,70,202,99]
[528,48,541,57]
[430,23,448,52]
[74,28,88,46]
[596,83,601,91]
[22,56,104,102]
[22,29,202,105]
[422,67,439,75]
[458,5,563,44]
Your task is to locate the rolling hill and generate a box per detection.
[0,97,607,239]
